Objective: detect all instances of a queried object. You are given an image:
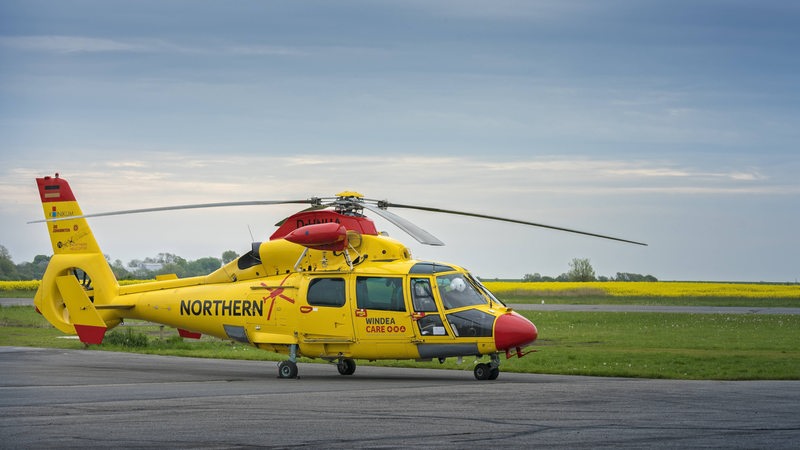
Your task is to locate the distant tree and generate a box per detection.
[155,253,186,265]
[126,253,224,278]
[523,273,543,282]
[14,254,50,280]
[127,259,155,279]
[222,250,238,264]
[110,259,131,279]
[567,258,596,282]
[0,245,18,280]
[187,257,222,276]
[615,272,658,282]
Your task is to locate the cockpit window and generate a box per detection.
[446,310,494,337]
[436,274,486,309]
[411,278,437,312]
[468,274,506,307]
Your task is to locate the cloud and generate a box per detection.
[228,45,307,57]
[0,35,310,58]
[0,35,147,54]
[4,151,798,281]
[3,153,790,217]
[606,166,765,182]
[397,0,602,21]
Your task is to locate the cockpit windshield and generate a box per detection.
[436,273,487,309]
[467,273,506,308]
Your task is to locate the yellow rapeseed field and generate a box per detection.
[0,280,148,292]
[481,281,800,298]
[0,281,40,291]
[3,280,799,299]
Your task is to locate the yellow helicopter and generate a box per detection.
[32,174,645,380]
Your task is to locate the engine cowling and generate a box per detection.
[284,223,349,251]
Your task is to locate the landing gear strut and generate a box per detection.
[278,344,300,379]
[474,354,501,380]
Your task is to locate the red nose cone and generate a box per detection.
[494,312,538,351]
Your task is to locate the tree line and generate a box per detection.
[0,244,238,281]
[522,258,657,282]
[2,246,656,283]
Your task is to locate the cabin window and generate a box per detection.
[307,277,346,307]
[356,277,405,312]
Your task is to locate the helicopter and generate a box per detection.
[32,174,645,380]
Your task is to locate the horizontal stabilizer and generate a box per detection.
[55,275,107,344]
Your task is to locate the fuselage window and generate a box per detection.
[307,277,346,307]
[356,277,405,312]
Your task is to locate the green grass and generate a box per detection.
[0,290,36,299]
[512,311,800,379]
[2,305,798,380]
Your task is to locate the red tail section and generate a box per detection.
[36,174,102,255]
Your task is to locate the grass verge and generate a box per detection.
[2,305,798,380]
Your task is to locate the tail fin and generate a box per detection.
[34,174,121,343]
[36,174,102,255]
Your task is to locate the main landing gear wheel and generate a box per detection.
[278,360,298,379]
[337,358,356,375]
[474,363,500,380]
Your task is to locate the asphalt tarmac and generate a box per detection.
[1,347,798,448]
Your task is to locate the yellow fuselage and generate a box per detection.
[38,234,505,361]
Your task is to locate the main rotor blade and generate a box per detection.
[381,202,647,246]
[28,200,314,224]
[360,202,445,246]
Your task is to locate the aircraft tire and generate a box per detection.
[474,363,492,380]
[337,358,356,375]
[278,360,298,379]
[488,368,500,380]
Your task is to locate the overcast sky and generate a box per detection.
[1,1,798,282]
